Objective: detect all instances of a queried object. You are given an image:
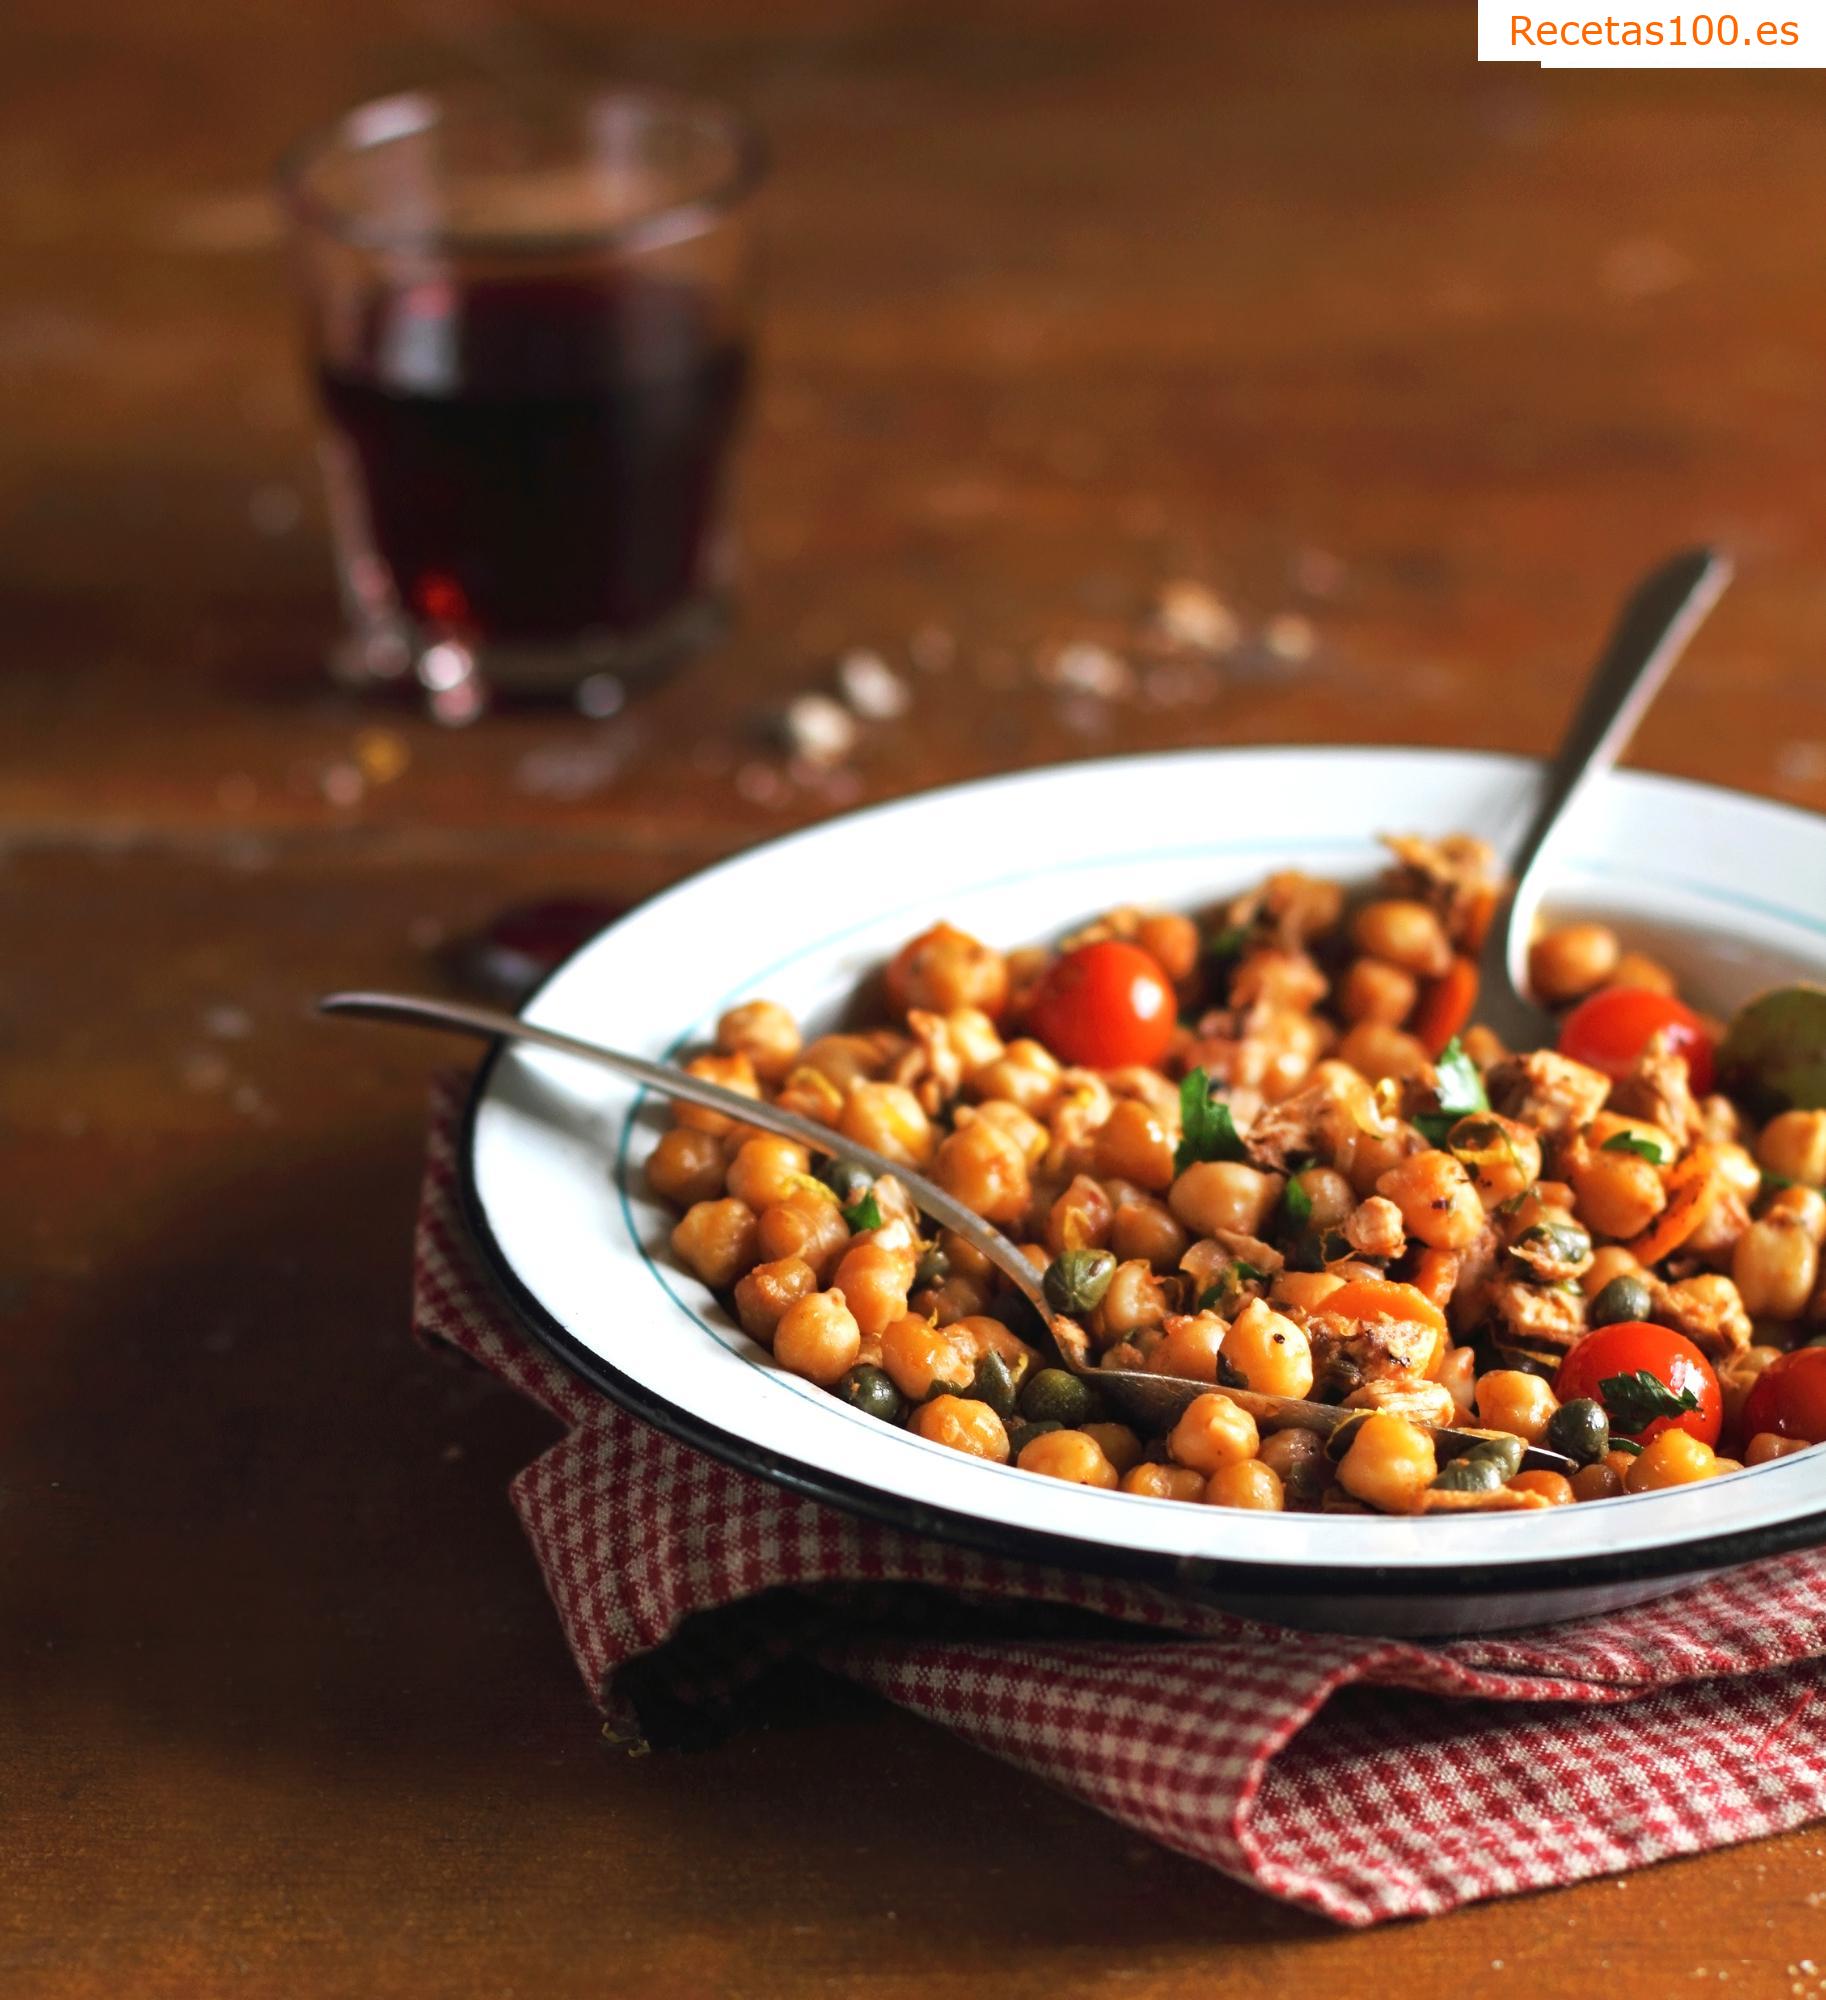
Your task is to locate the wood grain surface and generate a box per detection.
[7,0,1826,1992]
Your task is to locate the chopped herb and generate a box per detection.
[841,1189,883,1233]
[1173,1067,1250,1173]
[1598,1368,1700,1434]
[1281,1175,1314,1227]
[1610,1437,1644,1458]
[1206,922,1251,965]
[1602,1130,1671,1164]
[1761,1171,1799,1197]
[1232,1259,1265,1285]
[1416,1035,1488,1144]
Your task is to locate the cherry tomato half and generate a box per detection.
[1742,1347,1826,1445]
[1027,940,1177,1069]
[1555,1321,1722,1448]
[1557,985,1716,1094]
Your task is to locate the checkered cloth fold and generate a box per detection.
[414,1079,1826,1925]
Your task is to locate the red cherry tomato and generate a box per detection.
[1555,1321,1722,1447]
[1742,1348,1826,1445]
[1027,940,1178,1069]
[1557,986,1716,1094]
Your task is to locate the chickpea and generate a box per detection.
[1167,1392,1260,1474]
[1746,1432,1815,1466]
[971,1038,1062,1116]
[830,1241,917,1338]
[1097,1260,1170,1340]
[932,1117,1031,1224]
[1510,1469,1575,1506]
[1147,1311,1227,1383]
[1336,1021,1431,1084]
[1602,1448,1641,1484]
[1257,1427,1332,1508]
[1136,911,1201,983]
[1733,1213,1820,1321]
[724,1136,811,1213]
[1625,1427,1717,1492]
[1448,1114,1542,1210]
[1528,921,1619,1005]
[715,999,802,1083]
[1294,1165,1357,1231]
[838,1081,934,1169]
[1121,1462,1207,1502]
[1247,1010,1331,1102]
[886,922,1009,1019]
[1572,1462,1624,1502]
[1582,1244,1646,1297]
[1168,1160,1284,1239]
[755,1190,851,1280]
[1335,1412,1437,1514]
[1337,956,1420,1028]
[1759,1110,1826,1189]
[1092,1098,1176,1193]
[1204,1460,1285,1510]
[1473,1369,1559,1443]
[1343,1120,1422,1198]
[774,1065,844,1127]
[1610,949,1676,995]
[972,1098,1050,1166]
[732,1255,817,1346]
[1222,1297,1314,1399]
[1711,1142,1764,1206]
[1231,947,1329,1014]
[772,1288,862,1386]
[645,1126,728,1209]
[909,1394,1010,1462]
[1436,1342,1477,1419]
[940,1007,1006,1075]
[670,1197,759,1288]
[1375,1149,1485,1250]
[1272,1269,1347,1314]
[672,1051,761,1137]
[879,1313,973,1400]
[1080,1422,1144,1474]
[1571,1147,1667,1242]
[1769,1184,1826,1244]
[1046,1174,1114,1256]
[1109,1193,1189,1273]
[1350,899,1453,978]
[1018,1429,1119,1487]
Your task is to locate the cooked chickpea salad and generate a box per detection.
[648,831,1826,1518]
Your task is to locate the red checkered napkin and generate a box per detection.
[415,1080,1826,1925]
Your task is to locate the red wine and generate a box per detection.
[318,276,749,644]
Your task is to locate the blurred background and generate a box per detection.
[10,1,1826,1987]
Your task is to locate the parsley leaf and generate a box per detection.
[1602,1130,1670,1164]
[1414,1035,1488,1144]
[841,1189,883,1233]
[1174,1067,1250,1173]
[1281,1175,1314,1228]
[1195,1260,1266,1314]
[1598,1368,1700,1434]
[1206,922,1251,965]
[1610,1437,1644,1458]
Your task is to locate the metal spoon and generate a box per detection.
[1471,546,1733,1049]
[320,990,1568,1470]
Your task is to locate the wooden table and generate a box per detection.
[9,0,1826,1990]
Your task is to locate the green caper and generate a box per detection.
[913,1244,950,1289]
[1544,1396,1610,1465]
[1589,1273,1655,1329]
[1004,1419,1062,1461]
[1043,1248,1117,1317]
[1467,1432,1526,1479]
[968,1350,1022,1421]
[1018,1366,1099,1427]
[1431,1454,1504,1493]
[838,1364,905,1425]
[818,1155,874,1202]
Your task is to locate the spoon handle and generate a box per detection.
[1489,546,1732,996]
[318,989,1059,1327]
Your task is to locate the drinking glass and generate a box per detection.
[280,83,764,721]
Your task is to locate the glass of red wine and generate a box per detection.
[280,83,763,722]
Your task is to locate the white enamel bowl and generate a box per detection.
[464,749,1826,1634]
